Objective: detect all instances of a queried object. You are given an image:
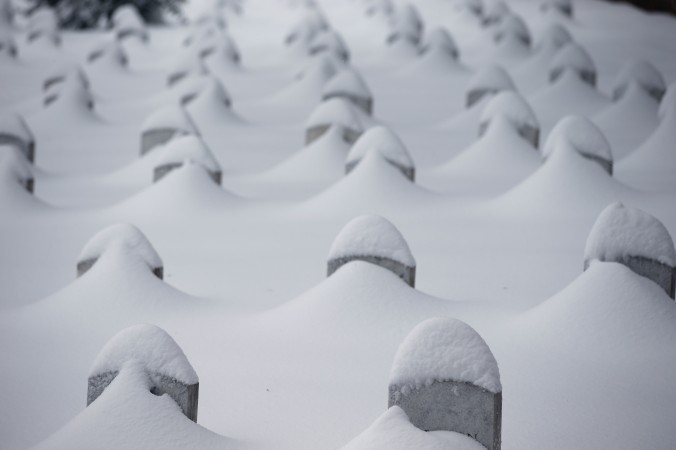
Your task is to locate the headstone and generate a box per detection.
[153,135,222,185]
[478,91,540,148]
[612,59,666,102]
[346,126,414,181]
[0,113,35,162]
[140,105,198,155]
[321,68,373,114]
[549,42,597,87]
[543,115,613,174]
[465,65,515,108]
[305,98,365,145]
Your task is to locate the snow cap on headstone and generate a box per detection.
[27,8,60,45]
[167,50,209,86]
[86,39,128,67]
[346,126,414,180]
[390,317,501,393]
[541,0,573,17]
[421,27,458,58]
[321,67,373,113]
[0,145,33,192]
[612,59,666,102]
[112,4,148,42]
[492,14,530,45]
[43,62,89,92]
[77,224,163,277]
[305,97,365,144]
[43,76,94,111]
[141,105,197,137]
[309,30,350,61]
[535,23,572,52]
[0,112,35,161]
[154,135,221,184]
[89,324,198,383]
[478,91,539,146]
[549,42,596,86]
[296,51,343,83]
[481,0,510,26]
[466,65,515,107]
[543,115,612,173]
[328,214,416,269]
[585,203,676,268]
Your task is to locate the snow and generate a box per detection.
[466,64,515,94]
[535,23,572,52]
[328,214,416,267]
[322,68,372,100]
[89,324,198,384]
[155,134,221,173]
[422,28,458,58]
[549,42,596,82]
[0,112,33,143]
[492,13,530,44]
[479,90,538,134]
[305,97,364,131]
[342,406,485,450]
[542,115,612,162]
[658,81,676,119]
[78,223,163,270]
[141,105,198,134]
[0,145,32,182]
[346,126,413,171]
[585,202,676,267]
[612,59,666,100]
[389,317,501,393]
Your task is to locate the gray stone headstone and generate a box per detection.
[140,129,182,155]
[322,92,373,115]
[327,255,416,287]
[584,256,675,299]
[389,380,502,450]
[478,121,539,149]
[466,88,497,108]
[550,67,596,87]
[77,257,164,279]
[88,370,199,422]
[306,124,362,146]
[345,159,414,182]
[0,133,35,162]
[153,162,222,185]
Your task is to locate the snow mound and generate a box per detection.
[78,223,163,272]
[43,62,89,91]
[535,23,573,52]
[612,59,666,102]
[43,76,95,113]
[421,28,458,58]
[306,97,364,132]
[0,145,33,187]
[328,214,416,267]
[346,126,413,174]
[322,68,372,102]
[167,50,209,86]
[310,30,350,61]
[86,39,128,67]
[390,317,501,393]
[112,4,148,41]
[585,202,676,267]
[479,91,539,137]
[549,42,596,86]
[90,325,198,384]
[0,30,17,58]
[141,105,198,135]
[341,406,485,450]
[658,81,676,119]
[482,1,510,26]
[0,112,34,146]
[493,14,530,45]
[154,135,221,181]
[466,65,515,107]
[541,0,573,16]
[543,115,612,163]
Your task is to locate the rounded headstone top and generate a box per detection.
[493,14,530,44]
[296,52,342,83]
[536,23,572,51]
[90,324,198,384]
[306,97,364,132]
[390,317,501,393]
[543,115,611,162]
[658,81,676,119]
[322,68,372,100]
[479,91,538,133]
[78,223,163,270]
[43,62,89,91]
[467,64,515,94]
[87,40,128,66]
[422,27,458,57]
[141,105,197,134]
[328,214,416,267]
[310,30,350,60]
[347,126,413,170]
[155,135,220,173]
[482,0,510,23]
[0,112,33,142]
[549,43,596,79]
[612,59,666,101]
[585,202,676,267]
[112,4,145,28]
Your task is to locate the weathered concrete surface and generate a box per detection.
[77,257,164,279]
[389,380,502,450]
[140,128,180,155]
[585,256,675,298]
[550,67,596,87]
[322,92,373,115]
[345,159,414,181]
[328,256,416,287]
[88,371,199,422]
[153,162,222,185]
[306,124,363,146]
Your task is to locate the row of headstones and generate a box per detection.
[75,200,675,449]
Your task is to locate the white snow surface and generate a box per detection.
[543,115,612,161]
[78,223,163,269]
[141,105,198,133]
[0,112,33,141]
[467,64,515,93]
[479,90,538,132]
[585,202,676,266]
[322,68,372,99]
[346,126,414,169]
[389,317,502,393]
[549,42,596,77]
[328,214,416,267]
[306,97,364,130]
[155,134,220,172]
[89,324,198,383]
[613,59,666,98]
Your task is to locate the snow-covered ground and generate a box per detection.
[1,0,676,448]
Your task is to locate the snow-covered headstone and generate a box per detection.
[493,14,530,46]
[0,31,17,59]
[0,146,34,193]
[465,65,515,108]
[153,135,222,185]
[420,28,459,59]
[584,203,676,298]
[534,23,572,53]
[87,324,199,422]
[612,59,666,102]
[549,42,597,87]
[140,105,198,155]
[112,5,149,42]
[478,91,540,148]
[481,1,510,27]
[388,317,502,450]
[346,126,414,181]
[543,115,613,174]
[541,0,573,17]
[86,40,128,67]
[321,68,373,114]
[26,8,60,46]
[305,98,365,145]
[658,81,676,119]
[327,214,416,286]
[76,224,164,279]
[43,77,95,112]
[43,63,89,93]
[0,113,35,162]
[167,50,209,86]
[309,30,350,61]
